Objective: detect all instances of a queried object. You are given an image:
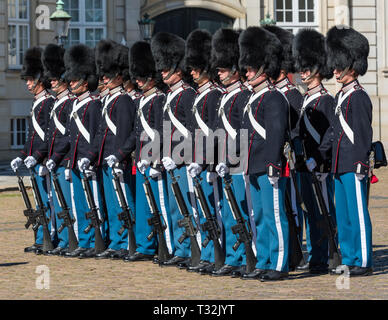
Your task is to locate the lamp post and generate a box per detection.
[138,13,155,42]
[50,0,72,46]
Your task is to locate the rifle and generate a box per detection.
[284,188,305,270]
[223,177,257,274]
[51,171,79,252]
[284,141,308,213]
[168,169,201,267]
[301,144,341,270]
[29,169,54,252]
[111,167,136,256]
[192,176,225,270]
[16,171,39,238]
[143,173,171,264]
[81,171,105,254]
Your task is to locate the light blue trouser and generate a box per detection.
[70,169,106,249]
[249,174,289,272]
[192,170,224,263]
[101,166,135,250]
[32,165,56,246]
[135,169,174,256]
[166,166,199,259]
[50,166,75,249]
[335,173,373,268]
[220,173,250,267]
[300,172,336,266]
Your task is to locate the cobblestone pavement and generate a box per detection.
[0,168,387,301]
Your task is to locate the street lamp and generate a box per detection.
[260,13,276,26]
[50,0,72,46]
[138,13,155,42]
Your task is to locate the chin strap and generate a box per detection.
[248,65,265,84]
[221,66,237,86]
[71,79,85,92]
[163,63,178,82]
[139,77,152,91]
[338,66,350,81]
[304,67,319,82]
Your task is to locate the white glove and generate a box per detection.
[78,158,90,172]
[46,159,56,172]
[306,158,317,172]
[11,157,23,172]
[315,172,328,182]
[207,172,218,183]
[65,169,71,181]
[137,160,150,175]
[112,168,123,176]
[268,176,279,186]
[187,163,202,178]
[38,166,49,177]
[24,156,37,169]
[216,163,229,178]
[162,157,177,172]
[149,167,162,179]
[105,155,118,168]
[356,173,366,181]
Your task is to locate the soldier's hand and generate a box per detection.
[306,158,317,172]
[137,160,150,174]
[149,168,162,179]
[216,163,229,178]
[46,159,56,172]
[24,156,37,169]
[78,158,91,172]
[10,157,23,172]
[188,163,202,178]
[162,157,177,172]
[105,155,118,168]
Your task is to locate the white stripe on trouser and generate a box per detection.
[243,174,257,256]
[91,173,104,235]
[157,177,173,254]
[212,180,224,248]
[118,173,131,251]
[45,174,56,237]
[69,174,79,241]
[355,175,368,268]
[273,182,285,272]
[186,167,202,250]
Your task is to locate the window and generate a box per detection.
[63,0,106,48]
[10,118,28,149]
[275,0,318,34]
[7,0,30,69]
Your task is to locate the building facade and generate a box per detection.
[0,0,386,161]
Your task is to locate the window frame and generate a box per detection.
[63,0,107,48]
[274,0,319,34]
[10,117,29,150]
[7,0,30,69]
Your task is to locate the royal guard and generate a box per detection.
[62,44,106,258]
[130,40,174,262]
[238,27,290,281]
[42,44,76,256]
[326,26,373,277]
[151,32,199,268]
[293,28,336,274]
[210,28,253,278]
[185,29,224,274]
[11,47,55,255]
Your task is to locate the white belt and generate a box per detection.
[218,88,241,140]
[31,96,47,141]
[51,95,70,135]
[192,88,212,137]
[163,87,189,139]
[101,92,122,136]
[335,87,356,144]
[138,93,157,141]
[243,88,269,140]
[70,97,93,144]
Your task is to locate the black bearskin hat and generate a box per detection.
[326,26,369,76]
[263,25,296,74]
[293,28,333,79]
[185,29,212,73]
[42,44,66,80]
[239,26,282,80]
[21,47,51,88]
[64,44,98,91]
[150,32,186,72]
[129,41,157,79]
[95,39,129,80]
[211,28,240,71]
